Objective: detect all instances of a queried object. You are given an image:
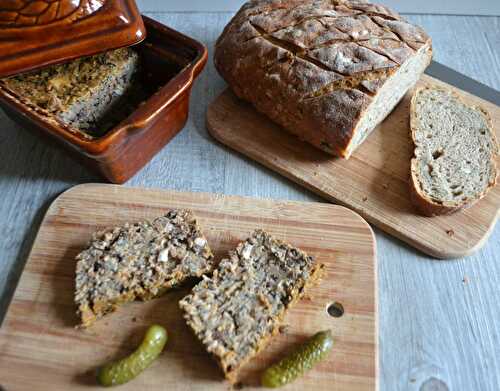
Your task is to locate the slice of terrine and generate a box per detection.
[179,230,324,382]
[75,209,214,328]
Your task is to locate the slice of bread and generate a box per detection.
[410,86,498,216]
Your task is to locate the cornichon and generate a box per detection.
[261,330,334,388]
[97,324,168,387]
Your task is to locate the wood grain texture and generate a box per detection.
[0,184,377,390]
[0,13,499,391]
[207,75,500,259]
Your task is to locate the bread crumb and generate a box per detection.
[463,276,468,284]
[446,229,454,237]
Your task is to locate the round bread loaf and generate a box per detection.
[215,0,432,158]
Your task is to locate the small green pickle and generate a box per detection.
[97,324,168,387]
[261,330,334,388]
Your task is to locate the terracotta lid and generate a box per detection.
[0,0,146,78]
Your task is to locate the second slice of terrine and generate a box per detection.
[179,230,324,382]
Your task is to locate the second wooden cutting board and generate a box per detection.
[0,184,377,391]
[207,74,500,259]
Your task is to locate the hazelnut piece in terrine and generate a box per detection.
[0,48,139,137]
[179,230,324,382]
[75,209,214,328]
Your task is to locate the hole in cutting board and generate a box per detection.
[327,302,344,318]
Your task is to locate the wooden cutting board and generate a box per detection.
[207,74,500,259]
[0,184,377,391]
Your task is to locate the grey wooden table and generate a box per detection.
[0,12,499,391]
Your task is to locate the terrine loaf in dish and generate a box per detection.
[179,230,324,382]
[75,209,214,328]
[410,87,499,216]
[0,48,139,137]
[215,0,432,158]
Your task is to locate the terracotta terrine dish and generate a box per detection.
[0,14,207,183]
[0,0,146,78]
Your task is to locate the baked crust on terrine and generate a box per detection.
[0,48,139,136]
[179,230,324,382]
[75,209,214,328]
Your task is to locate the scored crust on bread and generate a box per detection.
[409,86,499,216]
[215,0,432,158]
[179,230,324,383]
